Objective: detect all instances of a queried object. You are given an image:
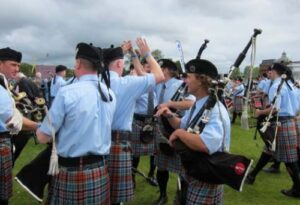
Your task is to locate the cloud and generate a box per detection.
[0,0,299,73]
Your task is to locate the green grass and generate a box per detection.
[11,121,300,204]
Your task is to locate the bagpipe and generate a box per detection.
[256,74,287,150]
[173,82,253,192]
[157,40,209,156]
[0,74,47,123]
[223,29,262,112]
[10,88,46,122]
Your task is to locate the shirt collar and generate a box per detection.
[195,95,209,109]
[164,77,177,88]
[109,71,119,79]
[78,74,98,82]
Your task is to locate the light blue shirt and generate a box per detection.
[0,86,13,132]
[180,96,231,154]
[262,79,272,95]
[40,74,116,157]
[134,91,157,115]
[268,77,297,116]
[110,71,155,131]
[155,78,194,103]
[50,75,66,97]
[257,78,268,92]
[233,84,245,96]
[296,87,300,113]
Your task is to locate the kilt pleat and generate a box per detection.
[154,126,183,174]
[294,116,300,148]
[46,161,110,205]
[186,177,224,205]
[274,119,298,163]
[0,138,12,200]
[233,97,243,113]
[107,141,134,203]
[131,119,155,156]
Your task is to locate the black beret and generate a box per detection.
[76,43,102,66]
[270,63,288,74]
[185,59,218,79]
[103,47,123,65]
[0,47,22,63]
[158,59,177,71]
[55,65,67,73]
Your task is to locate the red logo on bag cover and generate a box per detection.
[234,162,245,175]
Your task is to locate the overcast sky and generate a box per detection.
[1,0,299,73]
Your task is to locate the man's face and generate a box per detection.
[0,60,20,79]
[186,73,200,95]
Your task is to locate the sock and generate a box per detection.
[148,155,156,177]
[271,160,281,169]
[156,170,169,196]
[132,156,140,169]
[0,199,8,205]
[250,152,272,177]
[285,162,300,191]
[231,112,237,123]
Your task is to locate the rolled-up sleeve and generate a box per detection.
[39,90,65,137]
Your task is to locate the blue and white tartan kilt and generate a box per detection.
[154,130,184,174]
[233,96,243,113]
[0,138,12,200]
[46,161,110,205]
[131,119,155,157]
[294,116,300,148]
[273,118,298,163]
[185,176,224,205]
[107,141,134,203]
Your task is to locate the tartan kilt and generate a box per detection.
[273,118,298,163]
[233,96,243,113]
[107,141,134,203]
[0,138,12,200]
[186,176,224,205]
[294,116,300,148]
[154,125,184,174]
[131,119,155,156]
[262,95,269,109]
[46,161,110,205]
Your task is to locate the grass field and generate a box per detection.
[10,119,300,205]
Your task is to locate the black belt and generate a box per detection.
[0,132,10,139]
[58,155,104,167]
[278,116,294,121]
[112,130,131,142]
[134,113,153,122]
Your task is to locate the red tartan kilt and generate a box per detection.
[0,138,12,200]
[273,119,298,163]
[154,127,184,174]
[294,116,300,148]
[251,97,262,109]
[224,98,233,110]
[107,141,134,203]
[131,119,155,156]
[233,97,243,113]
[46,161,110,205]
[185,176,224,205]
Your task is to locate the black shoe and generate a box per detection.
[281,188,300,198]
[147,176,158,187]
[263,166,280,174]
[154,195,168,205]
[245,174,255,185]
